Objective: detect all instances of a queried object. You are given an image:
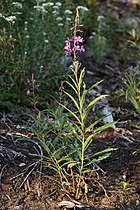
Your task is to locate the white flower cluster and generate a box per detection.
[77,6,88,11]
[4,15,16,23]
[34,5,47,13]
[97,16,104,21]
[12,2,22,9]
[33,1,73,27]
[64,10,72,15]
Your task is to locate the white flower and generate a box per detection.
[24,51,27,55]
[58,23,63,26]
[97,16,104,21]
[56,17,63,21]
[43,32,47,36]
[26,35,30,38]
[66,17,71,22]
[77,6,88,11]
[24,21,28,25]
[12,2,22,9]
[44,40,49,43]
[64,10,72,15]
[24,27,27,31]
[55,2,62,7]
[42,9,48,14]
[53,5,59,10]
[5,16,16,23]
[89,35,93,39]
[52,10,59,15]
[34,6,44,10]
[42,2,54,7]
[92,32,96,36]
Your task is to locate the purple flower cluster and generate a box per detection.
[64,35,85,56]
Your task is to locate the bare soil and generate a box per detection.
[0,106,140,210]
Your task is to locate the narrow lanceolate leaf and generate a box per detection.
[68,75,78,91]
[84,159,97,167]
[65,81,78,95]
[60,103,82,125]
[84,134,94,150]
[57,156,74,165]
[96,153,111,161]
[83,95,108,121]
[93,148,117,157]
[80,85,87,109]
[52,147,65,158]
[74,123,83,137]
[87,80,104,93]
[85,117,104,133]
[61,160,79,168]
[63,91,79,110]
[94,121,117,134]
[78,68,85,91]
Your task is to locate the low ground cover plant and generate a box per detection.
[125,66,140,115]
[0,1,75,108]
[18,7,116,202]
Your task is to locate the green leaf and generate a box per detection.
[94,121,117,134]
[85,117,104,133]
[97,153,111,161]
[87,80,104,93]
[65,80,78,95]
[78,68,85,91]
[61,160,79,168]
[80,84,87,109]
[84,134,94,150]
[129,120,140,129]
[46,165,60,173]
[68,75,78,91]
[63,90,79,110]
[52,147,65,158]
[83,95,107,121]
[74,123,83,138]
[60,103,82,125]
[93,148,117,157]
[84,159,97,167]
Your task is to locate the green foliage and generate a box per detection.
[88,15,108,64]
[0,1,75,108]
[119,28,140,64]
[119,175,132,195]
[125,67,140,114]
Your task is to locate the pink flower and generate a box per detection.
[64,36,85,56]
[79,45,85,53]
[64,38,72,55]
[74,36,84,43]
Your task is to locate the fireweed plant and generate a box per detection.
[60,7,116,199]
[18,8,116,201]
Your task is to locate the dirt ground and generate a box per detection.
[0,1,140,210]
[0,109,140,210]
